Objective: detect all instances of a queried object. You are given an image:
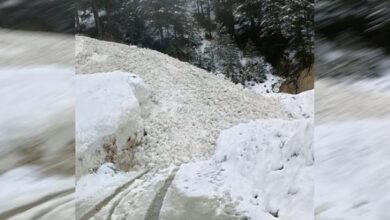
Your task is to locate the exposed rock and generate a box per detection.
[280,66,314,94]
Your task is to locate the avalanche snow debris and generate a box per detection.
[76,36,292,170]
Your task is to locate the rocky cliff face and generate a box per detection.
[279,66,314,94]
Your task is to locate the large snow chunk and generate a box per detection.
[160,119,314,220]
[76,71,149,177]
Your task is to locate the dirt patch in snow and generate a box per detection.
[76,36,292,169]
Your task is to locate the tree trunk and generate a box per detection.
[199,0,204,17]
[196,0,201,14]
[91,0,102,39]
[104,0,112,29]
[159,26,164,46]
[75,9,80,33]
[206,0,212,38]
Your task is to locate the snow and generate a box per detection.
[216,119,314,220]
[199,39,211,53]
[250,73,283,94]
[314,72,390,220]
[74,36,318,220]
[161,119,314,220]
[76,163,145,219]
[76,36,291,170]
[76,71,150,177]
[250,72,314,120]
[269,90,314,119]
[315,119,390,220]
[91,167,176,220]
[88,53,108,62]
[348,72,390,96]
[0,66,74,173]
[76,163,142,203]
[0,66,73,150]
[0,165,74,214]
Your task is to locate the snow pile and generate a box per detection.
[315,120,390,220]
[76,71,150,177]
[76,36,290,170]
[160,119,314,220]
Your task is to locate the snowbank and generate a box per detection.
[76,71,150,177]
[160,119,314,220]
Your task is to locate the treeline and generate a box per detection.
[77,0,314,85]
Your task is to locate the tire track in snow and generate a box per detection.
[144,167,179,220]
[78,170,147,220]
